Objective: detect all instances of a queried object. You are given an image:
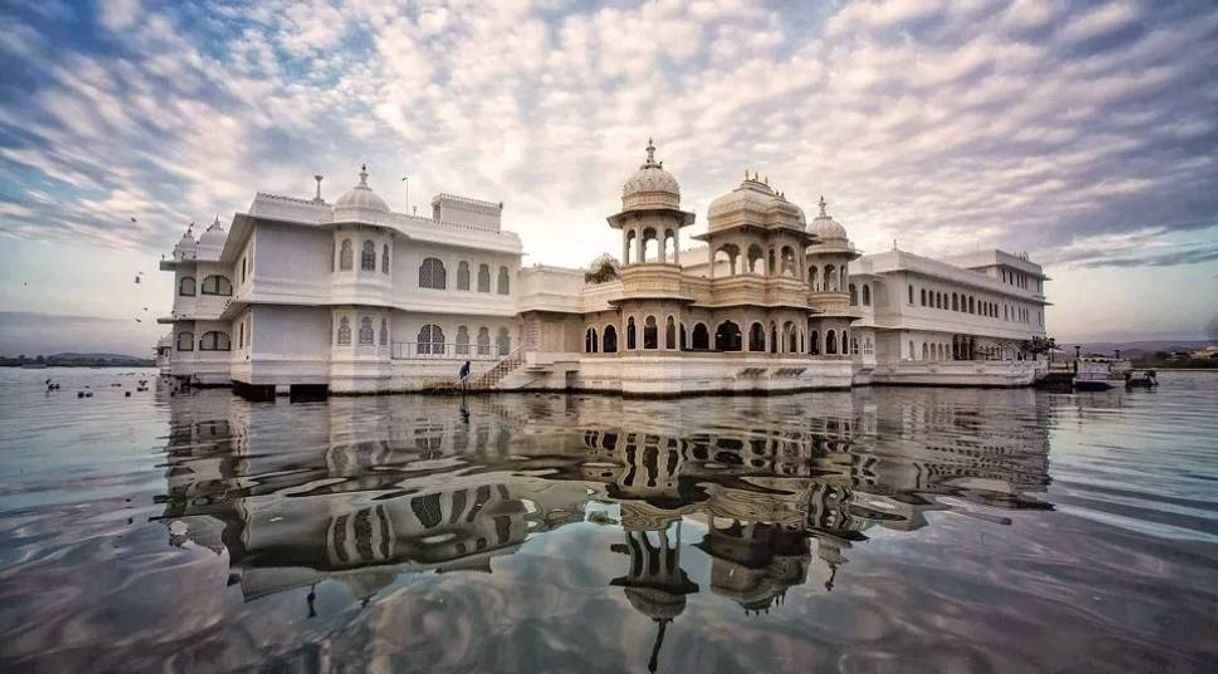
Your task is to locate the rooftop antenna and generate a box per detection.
[313,175,324,203]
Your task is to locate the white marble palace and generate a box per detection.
[159,142,1049,397]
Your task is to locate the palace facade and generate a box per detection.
[159,142,1049,396]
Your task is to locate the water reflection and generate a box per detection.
[156,387,1052,671]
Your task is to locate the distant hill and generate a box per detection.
[1059,340,1214,356]
[0,352,155,367]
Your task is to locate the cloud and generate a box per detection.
[0,0,1215,279]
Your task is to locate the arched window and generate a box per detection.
[497,266,510,295]
[748,322,766,352]
[810,330,820,355]
[714,321,742,351]
[747,244,765,274]
[679,322,687,350]
[909,340,914,359]
[922,342,928,360]
[968,296,975,314]
[786,322,798,353]
[380,318,388,346]
[627,317,637,350]
[382,244,390,274]
[625,230,636,265]
[643,316,658,349]
[865,337,873,355]
[691,323,709,350]
[176,331,194,351]
[585,327,598,353]
[419,258,446,289]
[603,325,618,353]
[457,262,470,290]
[826,329,837,355]
[179,276,196,296]
[361,241,376,271]
[199,331,231,351]
[496,327,511,355]
[340,239,353,270]
[908,284,914,304]
[826,265,837,291]
[330,241,335,272]
[849,284,858,305]
[851,337,859,355]
[780,246,796,276]
[417,324,445,355]
[920,288,926,306]
[476,327,491,355]
[665,316,676,349]
[477,264,491,292]
[337,317,351,345]
[358,316,374,345]
[862,284,871,306]
[201,275,232,296]
[642,228,658,262]
[456,326,470,354]
[952,293,959,311]
[809,267,818,291]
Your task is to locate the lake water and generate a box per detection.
[1,368,1216,673]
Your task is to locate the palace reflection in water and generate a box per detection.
[155,387,1051,672]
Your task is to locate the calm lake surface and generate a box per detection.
[1,368,1216,673]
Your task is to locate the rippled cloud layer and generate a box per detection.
[1,0,1216,271]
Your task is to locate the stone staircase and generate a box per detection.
[469,346,527,391]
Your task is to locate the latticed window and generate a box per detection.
[361,241,376,271]
[417,324,445,354]
[476,327,490,355]
[457,262,470,290]
[382,244,390,274]
[420,258,446,289]
[643,316,658,349]
[496,327,511,355]
[359,316,374,345]
[497,266,510,294]
[179,276,196,296]
[456,326,470,354]
[340,239,353,270]
[176,331,194,351]
[477,264,490,292]
[379,318,388,346]
[337,316,351,345]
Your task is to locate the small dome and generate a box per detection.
[621,139,680,210]
[808,196,847,241]
[198,216,226,248]
[335,165,390,214]
[173,225,197,259]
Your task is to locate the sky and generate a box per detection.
[1,0,1217,356]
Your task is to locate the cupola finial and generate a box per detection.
[818,195,828,217]
[359,164,368,187]
[644,137,657,165]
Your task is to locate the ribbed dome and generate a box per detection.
[808,196,847,241]
[198,216,226,248]
[335,165,390,213]
[622,139,680,209]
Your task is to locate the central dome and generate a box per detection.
[621,139,680,210]
[335,165,390,214]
